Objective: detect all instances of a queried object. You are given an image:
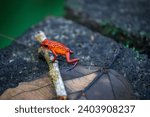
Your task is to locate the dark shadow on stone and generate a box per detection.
[65,0,150,56]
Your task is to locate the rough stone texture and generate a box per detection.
[66,0,150,36]
[0,17,150,99]
[65,0,150,56]
[0,38,49,95]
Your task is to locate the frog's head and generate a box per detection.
[34,31,47,43]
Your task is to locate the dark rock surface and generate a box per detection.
[66,0,150,36]
[0,36,49,95]
[65,0,150,56]
[0,17,150,99]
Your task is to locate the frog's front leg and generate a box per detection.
[51,50,58,63]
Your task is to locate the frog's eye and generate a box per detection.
[43,45,48,48]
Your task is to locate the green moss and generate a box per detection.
[98,20,150,54]
[101,22,121,36]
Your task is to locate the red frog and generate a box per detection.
[41,39,79,65]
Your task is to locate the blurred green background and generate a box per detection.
[0,0,64,48]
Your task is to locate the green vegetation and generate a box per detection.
[0,0,64,48]
[99,21,149,53]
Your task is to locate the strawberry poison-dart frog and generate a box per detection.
[41,39,79,65]
[34,31,79,71]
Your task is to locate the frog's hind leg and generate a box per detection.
[65,52,79,64]
[65,52,79,71]
[70,50,74,54]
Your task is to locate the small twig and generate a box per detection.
[34,31,67,100]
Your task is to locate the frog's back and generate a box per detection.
[48,40,71,55]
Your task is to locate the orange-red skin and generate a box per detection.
[41,39,79,64]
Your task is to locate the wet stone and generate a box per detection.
[65,0,150,36]
[0,17,150,99]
